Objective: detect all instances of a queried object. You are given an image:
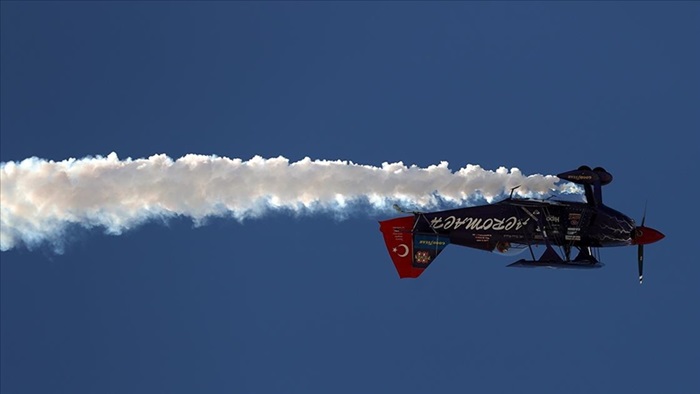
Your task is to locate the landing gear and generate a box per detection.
[573,246,598,264]
[564,245,572,262]
[507,243,600,269]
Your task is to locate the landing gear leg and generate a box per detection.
[574,247,598,263]
[538,244,564,263]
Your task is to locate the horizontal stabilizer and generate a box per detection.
[557,166,612,186]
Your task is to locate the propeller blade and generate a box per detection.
[641,202,647,227]
[638,244,644,284]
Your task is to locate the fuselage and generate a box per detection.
[415,198,636,251]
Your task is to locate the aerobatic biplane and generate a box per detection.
[379,166,664,283]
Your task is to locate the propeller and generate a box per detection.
[637,244,644,284]
[631,203,664,284]
[638,205,646,284]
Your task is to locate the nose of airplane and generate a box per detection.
[631,226,665,245]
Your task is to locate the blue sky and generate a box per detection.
[1,2,699,393]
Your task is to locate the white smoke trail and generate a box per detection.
[0,153,581,251]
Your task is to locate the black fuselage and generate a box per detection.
[415,198,635,251]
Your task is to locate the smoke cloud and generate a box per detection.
[1,153,581,251]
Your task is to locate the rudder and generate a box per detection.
[379,216,450,278]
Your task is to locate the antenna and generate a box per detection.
[509,185,521,199]
[392,204,422,215]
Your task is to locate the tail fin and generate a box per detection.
[557,166,612,206]
[379,216,450,278]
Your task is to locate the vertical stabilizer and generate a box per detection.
[379,216,449,278]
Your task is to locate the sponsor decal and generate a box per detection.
[568,213,581,226]
[474,234,492,243]
[430,215,529,232]
[414,234,449,251]
[415,250,432,264]
[567,174,593,181]
[416,239,447,247]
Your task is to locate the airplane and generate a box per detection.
[379,166,664,284]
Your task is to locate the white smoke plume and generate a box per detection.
[0,153,581,251]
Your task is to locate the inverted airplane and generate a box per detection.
[379,166,664,283]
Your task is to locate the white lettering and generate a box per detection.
[430,216,529,232]
[492,218,506,231]
[454,217,470,229]
[464,218,482,230]
[515,218,530,231]
[479,218,494,231]
[430,217,444,229]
